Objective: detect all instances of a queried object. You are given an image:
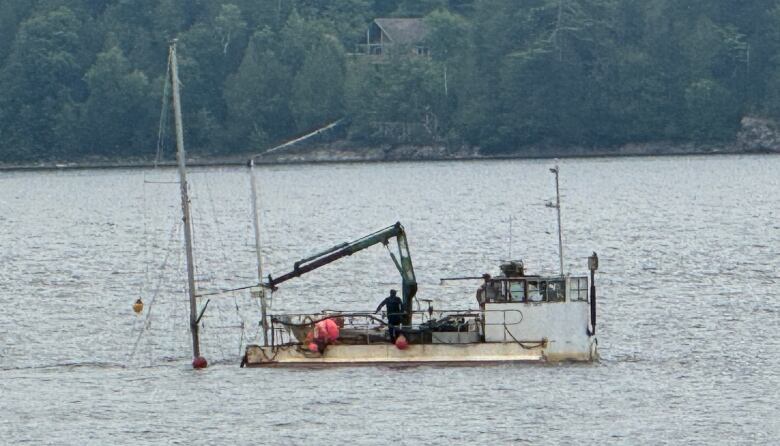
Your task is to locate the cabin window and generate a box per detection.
[485,281,503,302]
[570,277,589,301]
[485,279,566,303]
[543,280,566,302]
[523,280,566,302]
[527,281,543,302]
[508,280,525,302]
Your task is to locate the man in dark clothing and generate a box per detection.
[375,289,404,340]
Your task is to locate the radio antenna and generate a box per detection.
[508,215,513,259]
[546,165,564,276]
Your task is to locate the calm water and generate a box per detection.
[0,156,778,444]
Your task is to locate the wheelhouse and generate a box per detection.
[479,276,589,304]
[477,261,590,305]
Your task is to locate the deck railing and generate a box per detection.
[267,308,524,347]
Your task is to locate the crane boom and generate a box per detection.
[267,222,418,324]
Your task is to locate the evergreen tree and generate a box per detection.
[0,0,778,161]
[0,6,84,159]
[291,36,347,131]
[82,45,154,155]
[224,28,294,150]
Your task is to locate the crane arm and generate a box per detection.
[267,222,417,322]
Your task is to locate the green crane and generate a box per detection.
[266,222,418,325]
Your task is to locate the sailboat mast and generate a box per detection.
[248,159,269,346]
[169,40,201,360]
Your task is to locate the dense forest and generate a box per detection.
[1,0,780,162]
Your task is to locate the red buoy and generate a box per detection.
[395,335,409,350]
[192,356,208,369]
[315,319,340,342]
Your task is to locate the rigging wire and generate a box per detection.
[189,172,248,362]
[129,219,183,362]
[134,84,178,362]
[141,173,148,300]
[201,170,242,314]
[208,169,265,355]
[155,56,172,167]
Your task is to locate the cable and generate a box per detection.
[129,219,183,361]
[155,57,171,167]
[503,325,546,350]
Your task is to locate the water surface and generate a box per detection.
[0,155,778,444]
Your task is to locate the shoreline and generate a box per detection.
[0,145,778,172]
[2,116,778,172]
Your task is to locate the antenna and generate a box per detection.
[546,165,564,276]
[508,215,513,259]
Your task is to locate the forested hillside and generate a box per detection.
[1,0,780,162]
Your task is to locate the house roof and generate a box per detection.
[374,18,428,44]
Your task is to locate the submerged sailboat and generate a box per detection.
[163,41,599,369]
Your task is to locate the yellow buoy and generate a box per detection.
[133,298,144,315]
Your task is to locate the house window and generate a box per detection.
[415,46,429,56]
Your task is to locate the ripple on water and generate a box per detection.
[1,156,779,444]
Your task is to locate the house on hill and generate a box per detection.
[356,18,430,57]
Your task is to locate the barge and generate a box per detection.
[242,223,599,367]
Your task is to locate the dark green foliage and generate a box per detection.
[82,45,155,155]
[291,36,347,132]
[0,6,84,159]
[223,28,294,150]
[346,55,445,144]
[1,0,779,161]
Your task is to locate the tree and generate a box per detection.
[82,45,154,156]
[424,9,472,137]
[278,10,333,73]
[294,0,375,48]
[393,0,448,16]
[684,78,740,140]
[0,6,84,159]
[1,0,778,161]
[215,3,248,55]
[224,28,295,150]
[177,5,248,151]
[291,36,347,131]
[346,54,446,144]
[0,0,34,64]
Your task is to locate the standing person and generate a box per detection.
[375,289,404,340]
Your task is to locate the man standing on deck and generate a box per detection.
[375,289,404,340]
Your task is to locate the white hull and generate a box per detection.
[244,340,597,367]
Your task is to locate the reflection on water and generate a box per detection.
[0,155,778,444]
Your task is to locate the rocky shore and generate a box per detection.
[258,116,780,163]
[2,116,778,171]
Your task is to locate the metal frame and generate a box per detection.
[265,308,528,348]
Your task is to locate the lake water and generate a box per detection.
[0,155,778,444]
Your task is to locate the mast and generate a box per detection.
[248,159,269,346]
[245,120,345,345]
[549,165,564,276]
[169,40,202,362]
